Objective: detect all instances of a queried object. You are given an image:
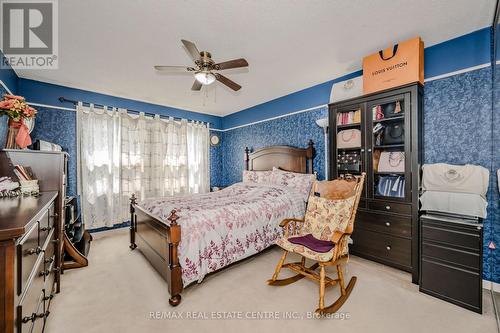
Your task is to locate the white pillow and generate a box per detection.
[242,170,273,184]
[271,167,316,201]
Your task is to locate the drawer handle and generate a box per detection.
[22,314,35,323]
[385,205,391,210]
[43,294,55,301]
[40,226,53,232]
[385,222,391,227]
[26,246,43,256]
[44,256,55,264]
[386,246,392,251]
[40,269,50,277]
[35,311,50,319]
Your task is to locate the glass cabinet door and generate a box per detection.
[366,93,411,201]
[332,103,367,197]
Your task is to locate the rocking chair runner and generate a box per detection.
[267,173,366,314]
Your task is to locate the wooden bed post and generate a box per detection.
[129,194,137,250]
[166,210,183,306]
[306,140,314,174]
[244,147,250,170]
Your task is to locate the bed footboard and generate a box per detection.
[129,194,183,306]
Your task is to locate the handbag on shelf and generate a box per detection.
[376,175,405,198]
[373,105,384,121]
[382,101,404,118]
[337,151,361,172]
[337,129,361,148]
[378,151,405,173]
[353,109,361,124]
[382,122,404,145]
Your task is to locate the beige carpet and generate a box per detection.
[45,228,498,333]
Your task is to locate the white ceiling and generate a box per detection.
[16,0,495,116]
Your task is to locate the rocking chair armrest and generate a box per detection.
[331,231,352,244]
[279,218,305,228]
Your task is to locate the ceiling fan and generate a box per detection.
[154,39,249,91]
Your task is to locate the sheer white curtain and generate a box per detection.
[78,104,210,229]
[77,103,122,228]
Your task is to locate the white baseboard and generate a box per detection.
[483,279,500,292]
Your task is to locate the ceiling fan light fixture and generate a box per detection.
[194,71,216,85]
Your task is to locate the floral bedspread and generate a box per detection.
[138,183,306,285]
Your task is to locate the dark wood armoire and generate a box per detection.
[329,83,423,283]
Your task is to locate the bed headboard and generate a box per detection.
[244,140,314,174]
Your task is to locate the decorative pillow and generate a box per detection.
[242,170,273,184]
[313,179,357,200]
[271,167,316,201]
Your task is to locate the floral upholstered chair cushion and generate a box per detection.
[302,195,356,241]
[242,170,274,184]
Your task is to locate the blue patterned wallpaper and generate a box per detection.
[220,107,328,186]
[0,85,8,149]
[210,130,223,187]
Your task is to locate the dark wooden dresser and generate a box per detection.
[0,150,68,332]
[420,214,483,313]
[0,192,60,333]
[329,83,423,283]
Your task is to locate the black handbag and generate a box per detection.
[382,100,404,118]
[337,152,361,172]
[382,122,404,145]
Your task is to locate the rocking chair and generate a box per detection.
[267,173,365,314]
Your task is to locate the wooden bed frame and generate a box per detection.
[129,140,314,306]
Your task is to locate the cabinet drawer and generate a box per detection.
[17,222,41,295]
[356,211,411,238]
[43,230,56,272]
[43,260,57,305]
[368,201,411,215]
[422,224,480,251]
[351,229,411,268]
[420,258,481,313]
[422,241,480,271]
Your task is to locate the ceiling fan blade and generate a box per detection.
[181,39,201,62]
[191,80,202,91]
[154,65,195,72]
[214,58,248,70]
[215,74,241,91]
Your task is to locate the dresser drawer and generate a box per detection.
[422,223,481,251]
[422,241,480,271]
[43,260,57,305]
[368,200,411,215]
[38,206,55,250]
[420,258,481,313]
[30,299,46,333]
[43,230,56,272]
[17,222,41,295]
[351,229,411,268]
[16,287,44,333]
[356,211,412,238]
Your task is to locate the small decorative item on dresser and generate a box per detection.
[0,94,37,149]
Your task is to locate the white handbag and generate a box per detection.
[422,163,489,197]
[378,151,405,173]
[330,77,363,103]
[337,129,361,149]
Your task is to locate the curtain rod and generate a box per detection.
[58,97,212,126]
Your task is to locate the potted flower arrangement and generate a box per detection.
[0,94,37,149]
